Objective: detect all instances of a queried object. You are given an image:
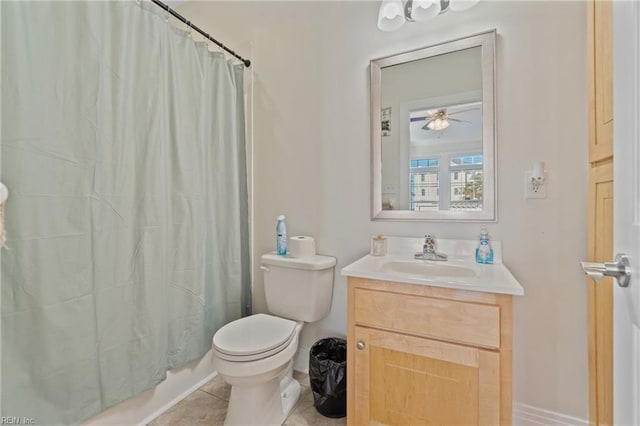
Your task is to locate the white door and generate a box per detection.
[613,1,640,424]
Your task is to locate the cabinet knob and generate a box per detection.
[356,341,365,350]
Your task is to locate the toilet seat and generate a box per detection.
[213,313,297,361]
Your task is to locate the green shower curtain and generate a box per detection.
[1,2,250,424]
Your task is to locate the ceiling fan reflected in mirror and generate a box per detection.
[410,105,480,131]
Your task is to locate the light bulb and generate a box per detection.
[448,0,480,12]
[411,0,441,22]
[378,0,406,31]
[428,119,450,131]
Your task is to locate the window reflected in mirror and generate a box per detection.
[408,154,483,212]
[402,99,483,212]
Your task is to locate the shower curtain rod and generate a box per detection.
[150,0,251,68]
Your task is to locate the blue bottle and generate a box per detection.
[475,227,494,264]
[276,215,287,255]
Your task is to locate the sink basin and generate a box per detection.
[341,237,524,295]
[381,261,476,279]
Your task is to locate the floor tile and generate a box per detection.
[149,390,227,426]
[284,386,346,426]
[151,371,346,426]
[200,374,232,401]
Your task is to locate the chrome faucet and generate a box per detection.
[414,234,448,261]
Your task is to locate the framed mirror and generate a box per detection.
[371,30,496,221]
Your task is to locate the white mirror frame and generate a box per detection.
[371,30,497,221]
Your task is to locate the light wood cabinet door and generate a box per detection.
[353,326,500,426]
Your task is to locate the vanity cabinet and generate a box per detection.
[347,277,513,426]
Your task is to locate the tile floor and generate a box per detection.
[149,371,346,426]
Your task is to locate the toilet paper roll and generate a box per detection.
[288,236,316,258]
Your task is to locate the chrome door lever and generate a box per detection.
[581,253,631,288]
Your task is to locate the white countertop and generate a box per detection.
[341,237,524,296]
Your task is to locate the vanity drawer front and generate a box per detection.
[354,288,500,349]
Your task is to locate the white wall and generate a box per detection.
[178,0,589,420]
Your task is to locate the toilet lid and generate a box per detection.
[213,314,297,359]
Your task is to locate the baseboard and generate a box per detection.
[513,403,589,426]
[137,371,218,426]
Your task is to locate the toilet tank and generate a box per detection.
[261,253,337,322]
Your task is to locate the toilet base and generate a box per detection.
[279,374,302,423]
[224,367,301,426]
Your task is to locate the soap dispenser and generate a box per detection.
[475,227,494,264]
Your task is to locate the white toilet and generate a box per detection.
[212,253,337,426]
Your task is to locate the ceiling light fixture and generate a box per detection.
[427,118,451,131]
[424,110,452,130]
[377,0,480,31]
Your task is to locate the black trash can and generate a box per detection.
[309,337,347,418]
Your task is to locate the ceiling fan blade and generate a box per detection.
[410,117,427,122]
[447,107,480,115]
[448,118,472,123]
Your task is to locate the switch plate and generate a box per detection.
[525,171,546,199]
